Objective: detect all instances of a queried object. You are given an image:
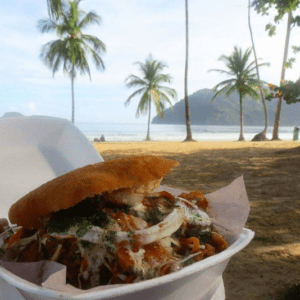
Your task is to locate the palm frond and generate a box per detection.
[47,0,63,20]
[40,39,70,75]
[78,11,101,29]
[136,92,151,117]
[157,86,177,100]
[245,61,270,74]
[153,99,166,118]
[37,18,57,33]
[78,39,105,71]
[211,80,238,102]
[208,68,235,76]
[124,88,147,106]
[125,75,147,88]
[81,34,106,53]
[212,79,236,92]
[225,84,239,98]
[52,51,64,76]
[210,85,233,102]
[156,90,174,110]
[153,74,172,85]
[241,85,260,101]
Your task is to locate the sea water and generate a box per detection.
[76,123,297,142]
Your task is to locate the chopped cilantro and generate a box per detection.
[46,196,110,235]
[76,221,93,237]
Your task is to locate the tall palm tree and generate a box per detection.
[125,55,177,141]
[209,46,269,141]
[272,11,292,140]
[37,0,106,123]
[184,0,194,141]
[248,0,269,141]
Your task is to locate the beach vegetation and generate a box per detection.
[252,0,300,140]
[124,55,177,141]
[266,79,300,103]
[37,0,106,123]
[209,46,269,141]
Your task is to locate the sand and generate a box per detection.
[94,140,300,300]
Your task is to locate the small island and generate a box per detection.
[152,88,300,126]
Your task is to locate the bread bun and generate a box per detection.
[8,155,179,229]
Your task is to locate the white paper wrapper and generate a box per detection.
[0,176,250,294]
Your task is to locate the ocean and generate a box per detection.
[76,123,297,142]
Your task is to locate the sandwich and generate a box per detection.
[1,155,228,289]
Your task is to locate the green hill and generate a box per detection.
[152,88,300,126]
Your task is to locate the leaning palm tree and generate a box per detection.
[125,55,177,141]
[37,0,106,123]
[209,46,269,141]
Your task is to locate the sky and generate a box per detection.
[1,0,300,124]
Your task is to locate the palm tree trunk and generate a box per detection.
[272,11,292,141]
[183,0,194,142]
[71,64,75,124]
[146,98,151,141]
[238,91,245,141]
[248,0,268,140]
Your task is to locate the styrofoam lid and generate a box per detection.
[0,115,103,220]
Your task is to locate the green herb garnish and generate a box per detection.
[46,196,110,235]
[80,240,93,249]
[106,231,117,244]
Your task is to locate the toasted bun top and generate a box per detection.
[8,155,179,229]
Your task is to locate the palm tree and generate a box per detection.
[272,11,292,140]
[248,0,269,141]
[125,55,177,141]
[209,46,269,141]
[37,0,106,123]
[183,0,194,141]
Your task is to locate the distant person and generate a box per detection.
[100,134,106,142]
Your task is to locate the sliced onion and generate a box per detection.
[81,206,185,245]
[177,197,211,227]
[176,251,202,266]
[118,206,185,245]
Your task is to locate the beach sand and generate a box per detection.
[94,140,300,300]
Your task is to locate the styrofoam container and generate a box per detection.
[0,115,103,220]
[0,115,254,300]
[0,228,254,300]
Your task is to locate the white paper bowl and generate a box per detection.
[0,228,254,300]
